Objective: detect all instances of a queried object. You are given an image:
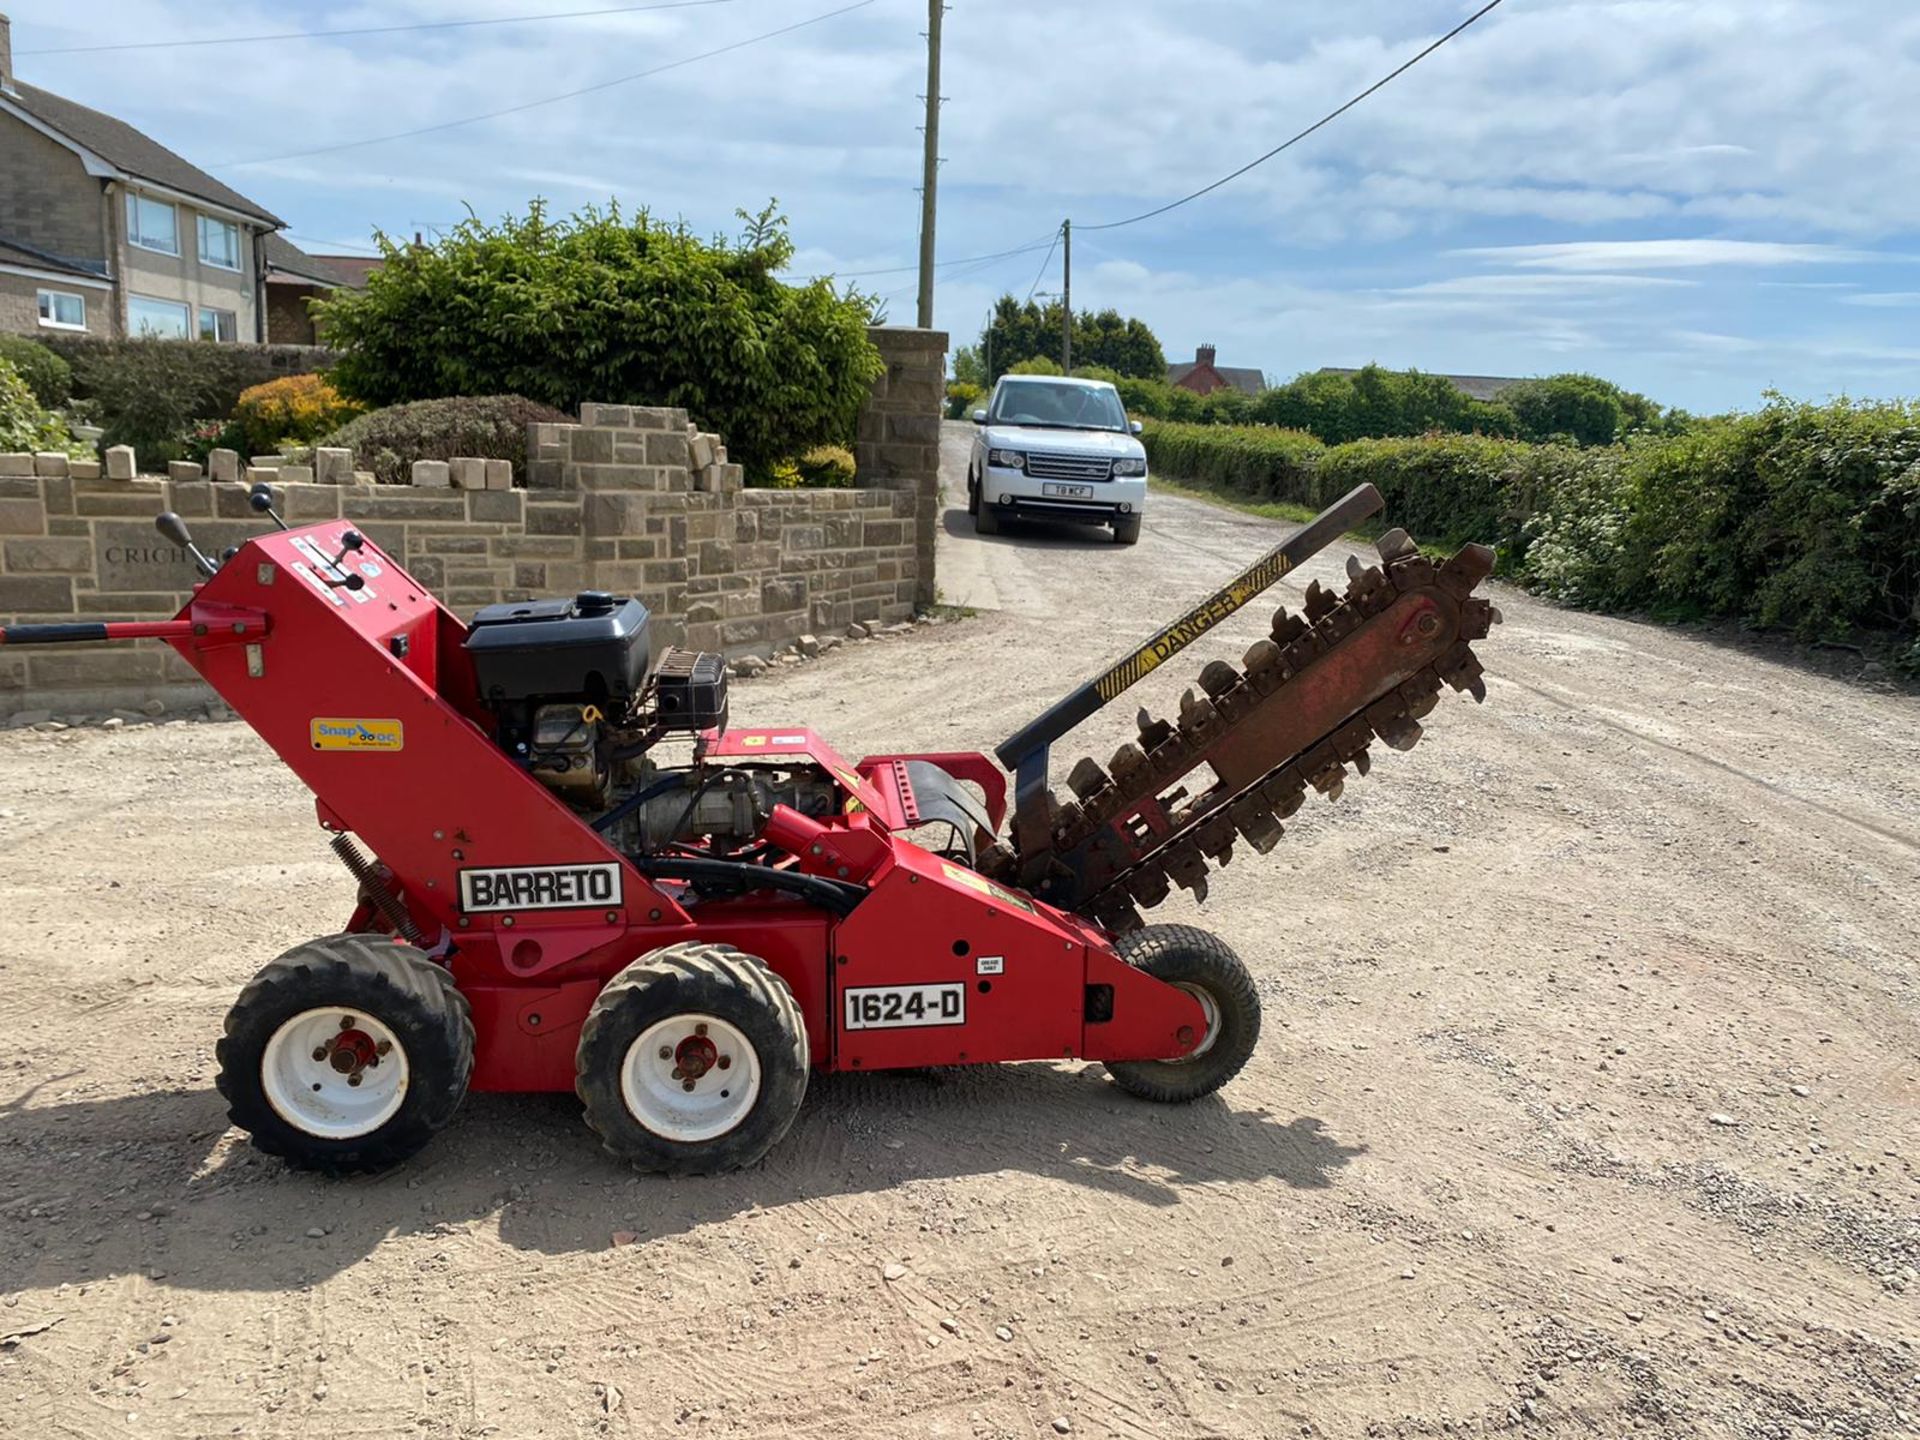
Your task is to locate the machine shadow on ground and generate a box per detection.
[938,506,1122,550]
[0,1061,1364,1294]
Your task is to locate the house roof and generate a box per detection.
[0,233,110,280]
[1316,368,1525,403]
[308,254,384,286]
[6,79,282,227]
[1167,360,1265,397]
[262,233,364,288]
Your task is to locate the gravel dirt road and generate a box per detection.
[0,422,1914,1438]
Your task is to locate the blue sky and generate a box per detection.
[12,0,1920,412]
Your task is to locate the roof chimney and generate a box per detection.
[0,15,15,96]
[1196,343,1217,368]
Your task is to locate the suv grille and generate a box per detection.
[1026,451,1113,483]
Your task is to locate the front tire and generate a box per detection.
[1112,512,1143,545]
[975,502,1002,536]
[216,934,474,1174]
[1103,926,1260,1102]
[966,470,980,516]
[576,943,808,1174]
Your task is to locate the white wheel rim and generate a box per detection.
[261,1007,411,1140]
[620,1013,761,1143]
[1172,983,1222,1062]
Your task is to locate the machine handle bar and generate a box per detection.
[0,620,203,646]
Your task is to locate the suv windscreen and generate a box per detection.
[989,379,1128,432]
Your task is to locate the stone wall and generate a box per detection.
[857,326,947,609]
[0,331,946,718]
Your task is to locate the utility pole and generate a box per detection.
[1060,219,1072,371]
[915,0,944,330]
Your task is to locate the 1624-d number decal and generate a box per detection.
[843,983,965,1030]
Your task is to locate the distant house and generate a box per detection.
[0,13,285,342]
[1315,367,1525,402]
[1168,344,1264,398]
[261,234,371,344]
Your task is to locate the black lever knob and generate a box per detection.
[155,511,194,548]
[338,529,364,552]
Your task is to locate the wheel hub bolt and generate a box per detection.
[717,1055,731,1070]
[681,1079,696,1093]
[347,1073,363,1087]
[659,1046,673,1060]
[312,1046,330,1062]
[339,1016,355,1030]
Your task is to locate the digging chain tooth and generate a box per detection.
[1198,659,1240,699]
[1303,579,1337,621]
[1053,799,1086,845]
[1177,687,1218,735]
[1125,864,1171,909]
[1066,756,1110,803]
[1351,748,1372,777]
[1090,891,1144,935]
[1135,710,1175,751]
[1228,795,1285,854]
[1195,814,1238,864]
[1164,842,1210,898]
[1241,638,1285,694]
[1437,641,1488,702]
[1460,596,1496,641]
[1375,526,1418,562]
[1271,607,1307,644]
[1110,740,1150,782]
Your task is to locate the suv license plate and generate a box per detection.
[1043,482,1094,499]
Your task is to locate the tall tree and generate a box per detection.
[977,295,1166,384]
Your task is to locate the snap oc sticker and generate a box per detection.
[310,718,404,752]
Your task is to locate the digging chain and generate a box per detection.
[983,530,1500,932]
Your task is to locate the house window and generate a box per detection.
[125,192,178,255]
[36,289,87,331]
[197,215,241,271]
[197,306,237,343]
[128,294,191,338]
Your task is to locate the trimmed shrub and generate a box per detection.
[0,336,71,408]
[1315,432,1545,560]
[46,336,337,419]
[797,444,856,487]
[315,394,571,486]
[313,201,882,476]
[946,381,982,420]
[231,374,362,454]
[1141,422,1324,502]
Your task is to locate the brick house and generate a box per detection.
[261,233,371,344]
[0,12,284,342]
[1167,344,1265,398]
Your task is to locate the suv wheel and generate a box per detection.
[1113,512,1142,545]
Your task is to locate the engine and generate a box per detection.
[463,590,832,855]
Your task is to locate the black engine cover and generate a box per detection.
[465,591,652,709]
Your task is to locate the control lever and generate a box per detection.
[248,482,290,530]
[325,529,366,591]
[155,511,219,579]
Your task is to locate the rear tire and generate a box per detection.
[975,503,1002,536]
[216,934,473,1174]
[1103,926,1259,1102]
[1112,512,1143,545]
[576,942,808,1174]
[966,471,980,516]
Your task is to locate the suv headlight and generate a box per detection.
[988,449,1024,470]
[1112,458,1147,477]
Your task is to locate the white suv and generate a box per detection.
[967,375,1148,545]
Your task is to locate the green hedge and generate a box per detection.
[0,336,71,408]
[1144,399,1920,647]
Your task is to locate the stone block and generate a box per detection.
[68,460,101,481]
[689,433,715,470]
[468,489,523,524]
[352,470,377,486]
[0,574,73,613]
[2,537,91,573]
[167,460,203,483]
[525,504,583,536]
[645,430,689,468]
[578,403,631,427]
[411,459,451,487]
[207,448,240,483]
[105,445,136,481]
[0,453,33,476]
[33,452,70,478]
[485,458,513,490]
[449,457,488,489]
[0,498,46,535]
[244,467,276,486]
[569,428,614,464]
[250,455,284,468]
[280,465,315,486]
[313,447,353,485]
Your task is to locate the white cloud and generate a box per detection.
[1841,292,1920,308]
[1452,241,1880,272]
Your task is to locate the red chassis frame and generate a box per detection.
[99,522,1207,1091]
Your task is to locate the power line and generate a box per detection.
[1022,223,1064,305]
[1079,0,1506,233]
[16,0,748,57]
[826,232,1060,282]
[216,0,877,169]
